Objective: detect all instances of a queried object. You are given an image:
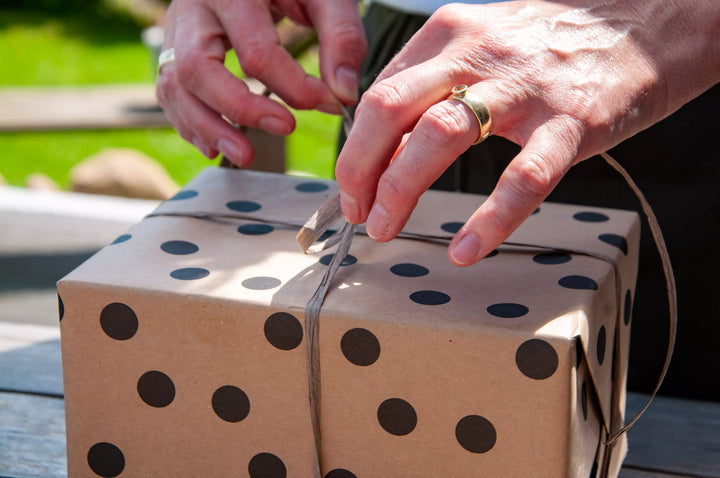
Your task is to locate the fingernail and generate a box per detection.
[340,191,360,223]
[335,65,359,104]
[217,139,245,166]
[258,116,292,136]
[366,202,390,241]
[192,137,212,158]
[450,232,481,265]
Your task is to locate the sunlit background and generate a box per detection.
[0,0,340,192]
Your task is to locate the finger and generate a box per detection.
[305,0,366,104]
[364,98,481,241]
[218,0,341,112]
[172,4,297,136]
[448,119,580,266]
[157,63,255,165]
[335,65,454,225]
[336,68,514,226]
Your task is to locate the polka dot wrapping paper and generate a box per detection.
[57,168,640,478]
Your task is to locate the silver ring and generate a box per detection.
[448,84,492,145]
[157,48,175,74]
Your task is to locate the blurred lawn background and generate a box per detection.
[0,0,341,189]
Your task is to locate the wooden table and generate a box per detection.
[1,320,719,478]
[1,187,719,478]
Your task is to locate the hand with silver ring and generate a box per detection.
[336,0,720,266]
[155,0,366,166]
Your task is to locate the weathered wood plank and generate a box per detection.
[624,392,720,477]
[619,469,694,478]
[0,85,168,131]
[0,323,63,397]
[0,392,66,478]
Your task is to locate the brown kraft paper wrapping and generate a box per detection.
[58,167,639,477]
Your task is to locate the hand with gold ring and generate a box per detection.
[336,0,720,266]
[155,0,366,166]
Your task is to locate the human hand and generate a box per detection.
[156,0,366,166]
[336,0,720,266]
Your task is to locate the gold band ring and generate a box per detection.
[448,84,492,145]
[157,48,176,74]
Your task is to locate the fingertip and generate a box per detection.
[333,65,359,105]
[340,190,362,225]
[448,230,483,267]
[217,138,251,167]
[258,116,294,136]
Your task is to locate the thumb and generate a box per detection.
[306,0,366,105]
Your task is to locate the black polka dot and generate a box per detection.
[238,224,275,235]
[226,200,261,212]
[87,442,125,478]
[623,290,632,326]
[296,182,329,192]
[532,207,541,215]
[533,252,572,265]
[170,267,210,280]
[484,249,499,258]
[455,415,497,454]
[137,371,175,408]
[100,303,138,340]
[596,326,606,365]
[212,385,250,423]
[573,211,609,222]
[390,263,429,277]
[111,234,131,245]
[325,469,357,478]
[161,240,199,255]
[410,290,450,305]
[264,312,303,350]
[559,275,598,290]
[242,276,281,290]
[486,303,528,318]
[599,233,628,255]
[169,190,198,200]
[377,398,417,436]
[248,452,286,478]
[516,339,558,380]
[341,328,381,366]
[441,222,463,234]
[581,380,588,421]
[319,254,357,266]
[58,294,64,322]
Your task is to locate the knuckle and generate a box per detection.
[418,104,468,148]
[362,81,410,122]
[174,50,203,87]
[331,20,367,57]
[334,160,366,194]
[238,42,273,79]
[505,153,556,200]
[377,172,413,208]
[430,3,463,28]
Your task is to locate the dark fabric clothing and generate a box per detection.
[340,2,720,400]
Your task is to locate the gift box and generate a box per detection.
[58,168,639,477]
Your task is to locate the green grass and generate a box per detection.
[0,9,339,189]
